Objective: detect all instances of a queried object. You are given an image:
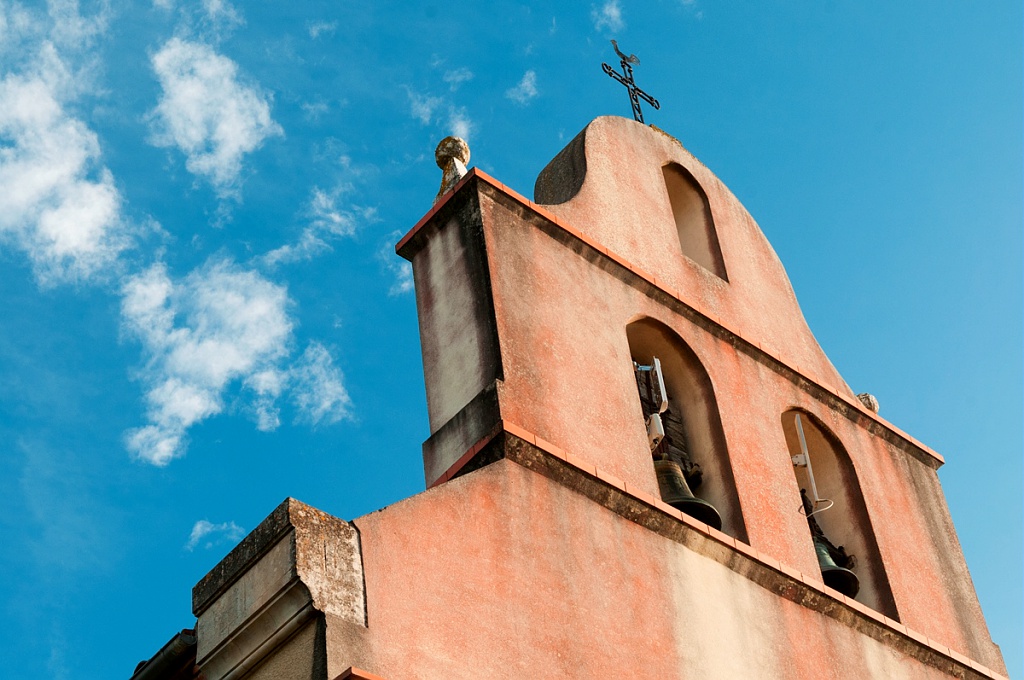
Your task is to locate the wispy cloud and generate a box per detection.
[505,70,538,105]
[153,0,244,38]
[245,368,284,431]
[47,628,70,680]
[186,519,245,551]
[592,0,625,32]
[448,106,473,140]
[442,67,473,91]
[407,66,476,139]
[307,20,336,39]
[147,37,282,198]
[407,88,442,125]
[18,437,113,577]
[679,0,704,20]
[261,186,374,267]
[200,0,243,31]
[46,0,109,49]
[301,99,329,121]
[378,230,413,296]
[291,342,351,426]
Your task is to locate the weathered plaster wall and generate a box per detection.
[346,459,992,679]
[409,194,501,433]
[394,114,1000,672]
[465,183,997,664]
[535,116,851,397]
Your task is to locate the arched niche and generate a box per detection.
[781,409,898,618]
[661,162,727,281]
[626,317,746,541]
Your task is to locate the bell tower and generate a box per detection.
[395,116,1005,676]
[132,117,1007,680]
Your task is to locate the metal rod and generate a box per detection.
[795,413,822,505]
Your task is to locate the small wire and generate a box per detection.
[798,498,835,520]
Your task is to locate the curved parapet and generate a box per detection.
[535,116,853,398]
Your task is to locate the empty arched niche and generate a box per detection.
[626,318,746,541]
[661,163,727,280]
[782,410,898,618]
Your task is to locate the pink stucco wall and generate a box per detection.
[394,116,1003,674]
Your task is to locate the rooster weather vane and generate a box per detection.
[602,40,660,124]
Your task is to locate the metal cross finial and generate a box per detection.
[602,40,660,124]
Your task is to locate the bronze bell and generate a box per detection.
[814,536,860,598]
[654,457,723,530]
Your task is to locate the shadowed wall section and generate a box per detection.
[661,163,727,280]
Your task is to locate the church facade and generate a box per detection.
[130,117,1006,680]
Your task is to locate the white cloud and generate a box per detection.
[505,70,538,105]
[0,51,130,285]
[200,0,242,29]
[442,67,473,91]
[378,231,413,296]
[407,88,441,125]
[148,37,282,198]
[121,259,294,465]
[121,259,353,464]
[307,20,336,39]
[291,342,351,426]
[150,0,243,34]
[592,0,624,32]
[307,187,357,237]
[259,228,328,268]
[245,368,285,431]
[389,261,413,296]
[260,186,371,267]
[301,100,328,121]
[301,99,328,121]
[448,106,472,140]
[45,0,109,50]
[186,519,244,551]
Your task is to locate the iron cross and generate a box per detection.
[602,40,660,124]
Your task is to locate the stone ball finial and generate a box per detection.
[435,136,470,169]
[856,393,880,413]
[434,136,470,205]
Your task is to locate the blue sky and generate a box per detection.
[0,1,1019,677]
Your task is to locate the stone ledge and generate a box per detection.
[193,498,366,622]
[192,498,367,680]
[194,498,299,617]
[436,418,1004,680]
